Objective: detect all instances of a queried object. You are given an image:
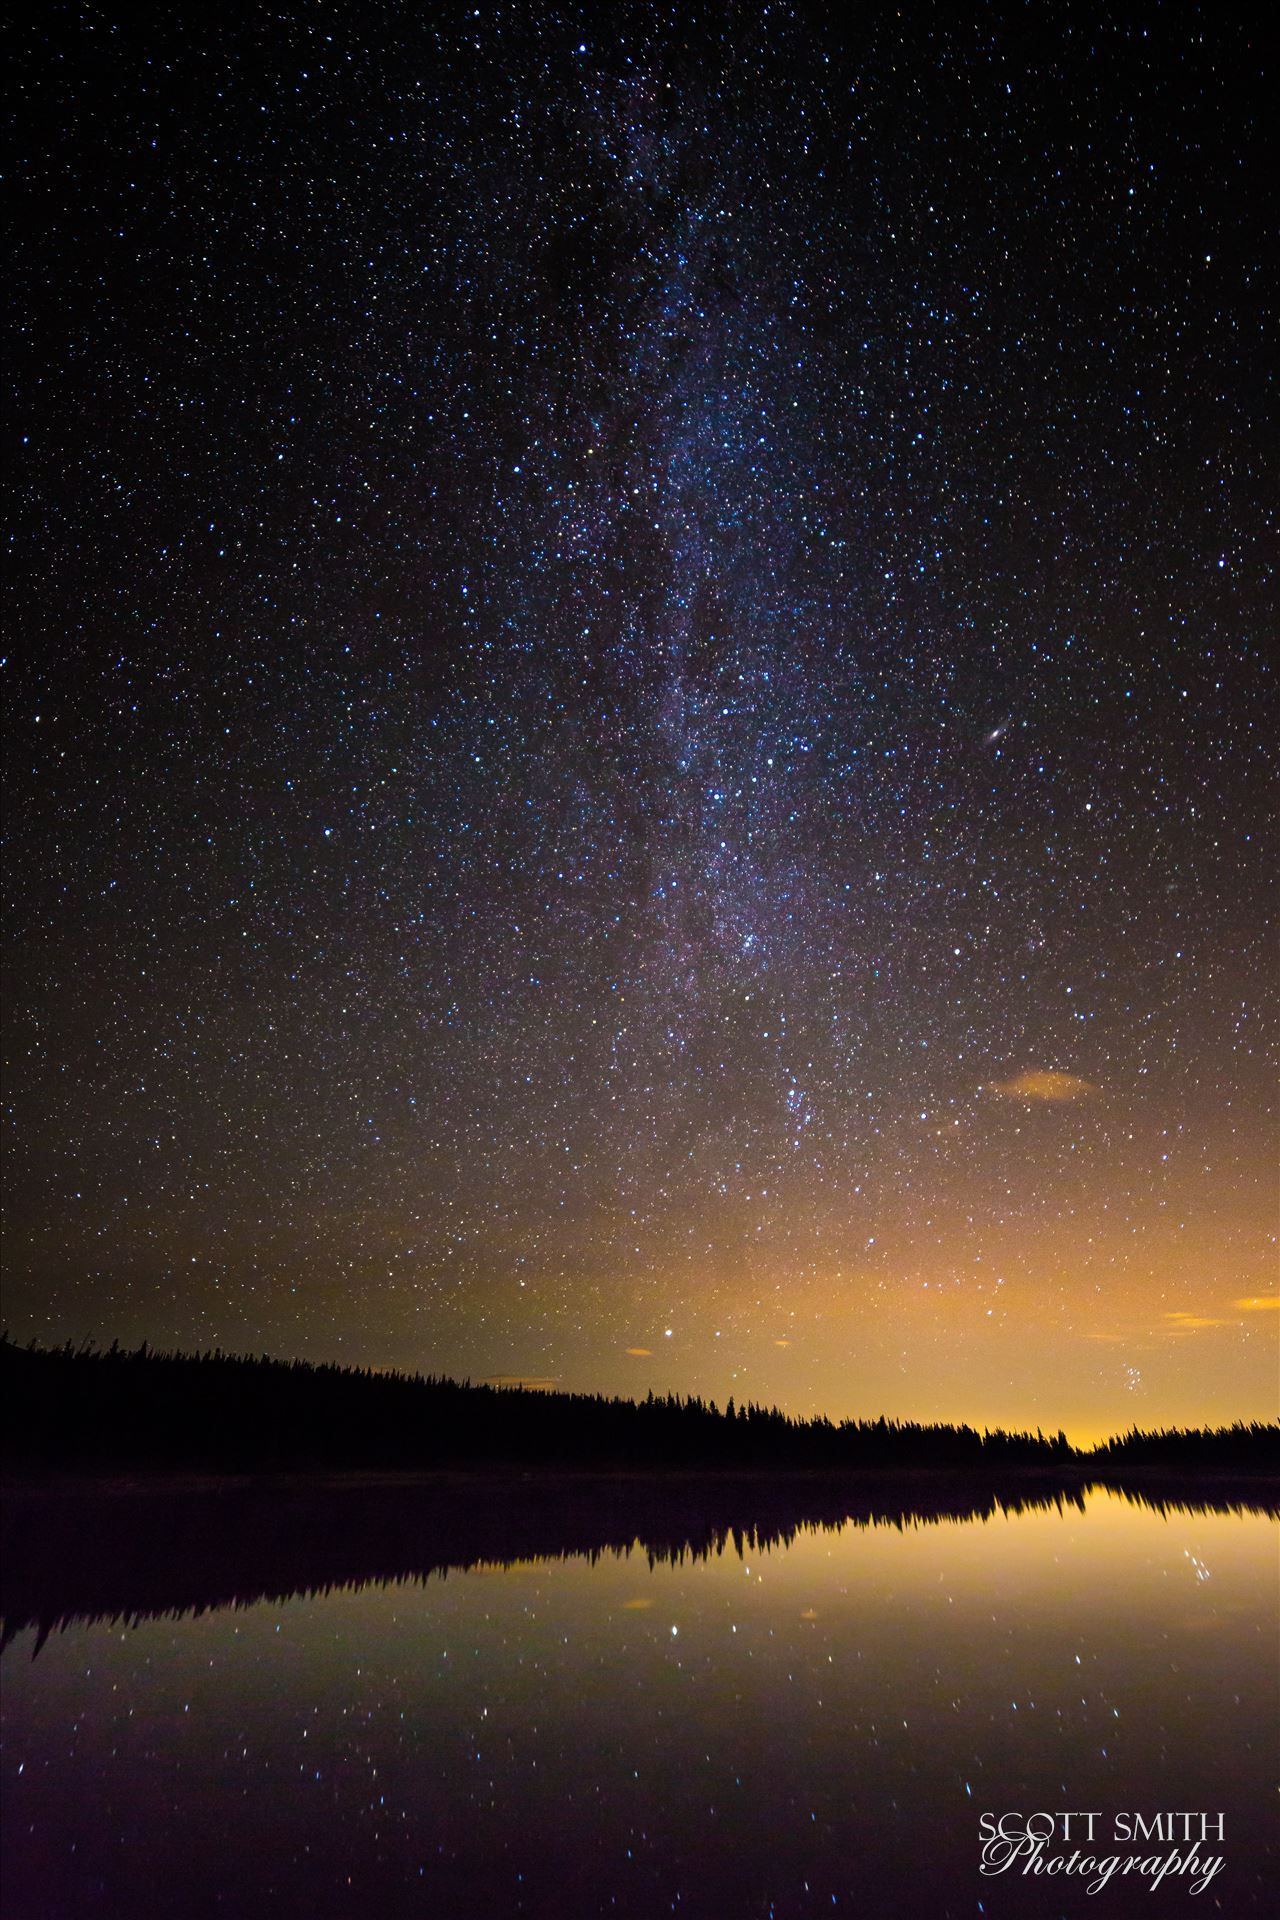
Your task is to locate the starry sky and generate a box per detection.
[4,2,1276,1442]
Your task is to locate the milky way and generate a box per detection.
[4,4,1275,1436]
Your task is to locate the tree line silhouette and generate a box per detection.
[3,1334,1275,1475]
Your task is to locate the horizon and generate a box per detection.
[7,1332,1275,1456]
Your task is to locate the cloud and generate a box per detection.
[484,1374,560,1389]
[1235,1295,1280,1313]
[773,1338,791,1348]
[988,1070,1095,1103]
[1161,1311,1239,1334]
[625,1346,653,1357]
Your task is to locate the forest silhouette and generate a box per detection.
[3,1333,1275,1475]
[3,1337,1275,1653]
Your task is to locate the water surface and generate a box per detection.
[2,1482,1275,1916]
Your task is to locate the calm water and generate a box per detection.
[1,1483,1276,1917]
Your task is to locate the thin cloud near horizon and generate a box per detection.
[988,1070,1096,1103]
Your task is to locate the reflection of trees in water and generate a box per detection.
[4,1340,1275,1650]
[3,1473,1275,1654]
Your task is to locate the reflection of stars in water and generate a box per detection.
[1182,1550,1211,1583]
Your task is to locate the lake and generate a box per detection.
[2,1479,1276,1916]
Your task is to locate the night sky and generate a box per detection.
[4,3,1275,1441]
